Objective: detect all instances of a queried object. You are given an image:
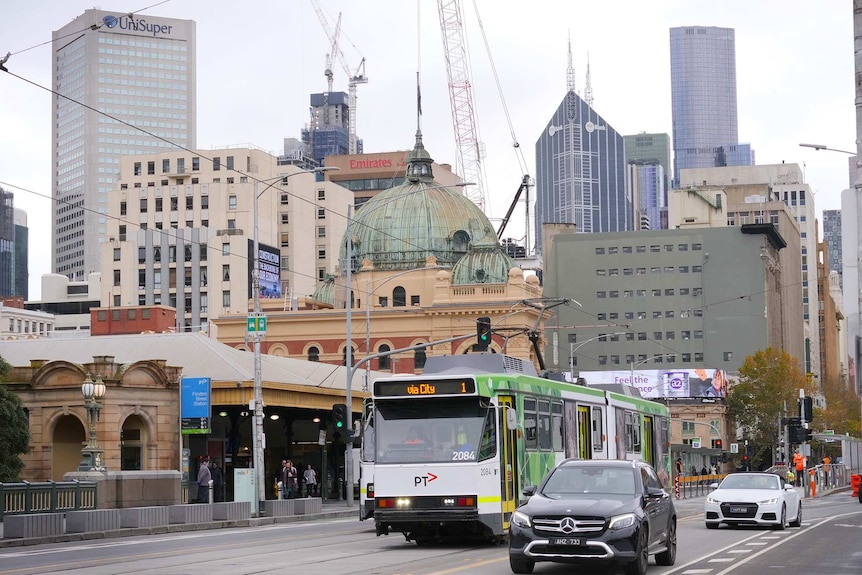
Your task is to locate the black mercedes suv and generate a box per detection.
[508,459,676,575]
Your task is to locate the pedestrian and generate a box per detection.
[822,454,831,487]
[675,457,683,476]
[210,459,224,502]
[701,465,708,476]
[793,449,805,486]
[282,459,298,499]
[303,464,318,497]
[197,456,212,503]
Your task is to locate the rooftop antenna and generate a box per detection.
[584,51,594,108]
[566,31,576,94]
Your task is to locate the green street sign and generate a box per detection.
[247,314,267,334]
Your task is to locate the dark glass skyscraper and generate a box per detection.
[670,26,753,186]
[534,90,629,252]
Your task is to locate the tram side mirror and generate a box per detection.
[506,407,518,431]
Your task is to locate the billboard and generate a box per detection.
[248,240,282,300]
[580,368,728,400]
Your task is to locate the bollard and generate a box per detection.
[809,470,816,498]
[208,480,214,504]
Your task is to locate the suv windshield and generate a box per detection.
[542,466,636,498]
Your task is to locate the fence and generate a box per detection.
[673,473,725,499]
[0,480,97,521]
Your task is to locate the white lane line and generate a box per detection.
[681,570,713,574]
[707,558,735,563]
[728,549,751,554]
[745,542,768,546]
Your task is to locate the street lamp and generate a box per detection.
[78,373,107,471]
[569,332,627,374]
[799,143,856,155]
[251,166,338,505]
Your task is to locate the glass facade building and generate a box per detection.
[823,209,843,289]
[534,90,630,252]
[51,10,196,280]
[670,26,753,186]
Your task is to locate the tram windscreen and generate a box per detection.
[375,398,496,464]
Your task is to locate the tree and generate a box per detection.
[0,355,30,482]
[817,375,861,437]
[726,348,810,467]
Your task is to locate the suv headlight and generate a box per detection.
[608,512,636,531]
[511,510,532,528]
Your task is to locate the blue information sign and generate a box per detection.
[181,377,211,419]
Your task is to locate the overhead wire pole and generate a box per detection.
[345,203,354,506]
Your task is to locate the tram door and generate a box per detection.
[498,396,517,529]
[577,406,592,459]
[642,416,654,468]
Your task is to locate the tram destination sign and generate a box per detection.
[374,378,476,397]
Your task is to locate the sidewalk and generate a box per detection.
[0,499,361,548]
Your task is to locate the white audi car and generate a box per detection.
[704,472,801,530]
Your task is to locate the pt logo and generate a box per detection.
[414,473,438,486]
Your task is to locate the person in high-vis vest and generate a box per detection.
[793,450,805,487]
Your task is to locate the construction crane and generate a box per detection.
[321,12,341,126]
[310,0,368,155]
[437,0,488,212]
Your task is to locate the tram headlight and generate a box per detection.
[396,498,412,508]
[511,510,532,528]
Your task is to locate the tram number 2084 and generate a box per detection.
[451,450,476,461]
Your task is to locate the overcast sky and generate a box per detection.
[0,0,856,299]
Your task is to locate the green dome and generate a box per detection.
[340,130,499,271]
[451,244,517,285]
[310,273,336,306]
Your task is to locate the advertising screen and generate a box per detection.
[580,368,728,399]
[247,240,282,300]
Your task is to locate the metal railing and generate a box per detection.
[673,474,725,499]
[0,480,97,520]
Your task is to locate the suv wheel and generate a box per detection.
[509,555,535,574]
[655,519,676,566]
[624,527,649,575]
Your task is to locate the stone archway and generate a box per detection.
[121,414,149,470]
[52,415,85,481]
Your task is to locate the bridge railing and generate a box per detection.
[0,480,97,521]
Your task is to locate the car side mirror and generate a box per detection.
[522,485,536,497]
[646,486,665,498]
[784,484,795,491]
[709,482,719,489]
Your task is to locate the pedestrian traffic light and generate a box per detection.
[476,317,492,351]
[715,439,722,450]
[332,403,347,429]
[721,452,728,464]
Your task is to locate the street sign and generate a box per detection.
[691,439,701,449]
[824,429,835,443]
[247,313,267,334]
[730,442,738,453]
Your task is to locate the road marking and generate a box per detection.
[727,549,751,554]
[745,542,768,546]
[680,570,712,574]
[708,558,734,563]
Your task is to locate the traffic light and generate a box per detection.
[800,396,814,423]
[721,452,728,464]
[742,454,750,471]
[476,317,492,351]
[714,439,722,450]
[332,403,347,429]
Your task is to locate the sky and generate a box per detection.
[0,0,856,300]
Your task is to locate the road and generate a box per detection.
[2,494,861,574]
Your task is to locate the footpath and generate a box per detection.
[0,498,362,549]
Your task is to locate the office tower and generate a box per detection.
[628,161,666,230]
[0,187,28,299]
[301,92,363,166]
[52,10,196,280]
[534,43,629,253]
[624,133,671,192]
[670,26,753,187]
[823,210,843,289]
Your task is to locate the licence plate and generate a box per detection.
[729,506,747,513]
[550,537,582,546]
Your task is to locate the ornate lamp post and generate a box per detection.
[78,373,107,471]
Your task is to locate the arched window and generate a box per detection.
[414,348,427,370]
[378,344,391,370]
[342,345,357,366]
[393,286,406,307]
[452,230,470,253]
[307,346,319,362]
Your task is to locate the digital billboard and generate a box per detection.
[247,240,282,300]
[579,368,728,399]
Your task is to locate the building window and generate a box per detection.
[664,244,673,252]
[228,219,236,230]
[120,201,127,216]
[147,161,155,175]
[665,289,674,296]
[140,198,148,213]
[692,243,702,251]
[222,242,230,255]
[317,208,325,219]
[226,156,234,170]
[281,213,290,224]
[598,356,607,365]
[596,269,607,276]
[186,196,194,210]
[637,268,646,275]
[411,295,420,306]
[113,270,121,286]
[317,226,326,238]
[608,246,618,254]
[222,291,230,307]
[318,247,326,259]
[597,291,606,298]
[281,233,289,247]
[113,248,121,261]
[692,265,702,273]
[213,157,221,171]
[653,331,663,340]
[378,345,391,370]
[636,245,645,253]
[138,247,146,264]
[162,159,170,173]
[625,333,634,342]
[626,354,634,364]
[415,348,427,369]
[379,296,388,307]
[134,162,142,176]
[650,245,660,252]
[222,265,230,281]
[229,195,237,210]
[308,346,320,362]
[666,331,675,340]
[682,331,691,340]
[638,332,646,341]
[724,352,733,361]
[318,189,326,200]
[694,352,704,362]
[393,286,407,307]
[609,269,619,276]
[201,196,209,209]
[694,330,703,339]
[595,247,605,255]
[682,353,691,362]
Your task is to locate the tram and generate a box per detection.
[358,354,670,544]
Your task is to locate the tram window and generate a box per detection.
[591,407,604,451]
[625,412,634,452]
[633,413,642,451]
[551,402,563,451]
[478,408,497,461]
[538,400,551,450]
[524,398,537,449]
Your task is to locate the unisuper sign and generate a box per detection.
[103,14,173,37]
